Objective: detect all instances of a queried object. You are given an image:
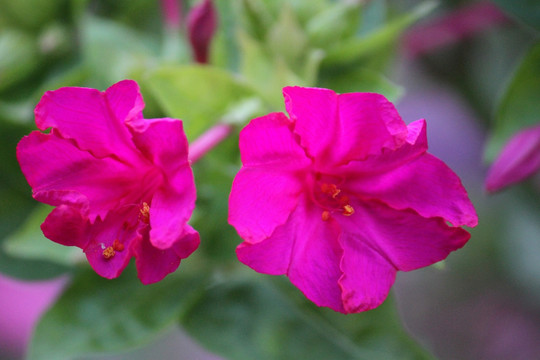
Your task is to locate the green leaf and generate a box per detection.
[491,0,540,32]
[306,1,362,47]
[237,0,273,42]
[181,278,434,360]
[0,29,40,91]
[319,68,403,101]
[146,65,258,140]
[485,42,540,162]
[238,31,307,109]
[28,265,208,360]
[266,4,308,69]
[322,1,436,67]
[0,119,69,280]
[3,204,82,266]
[0,0,64,31]
[80,15,159,89]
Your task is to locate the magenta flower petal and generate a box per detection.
[41,205,88,248]
[229,168,303,244]
[127,117,196,250]
[239,112,311,170]
[342,118,428,175]
[335,92,408,161]
[229,112,311,243]
[150,170,196,250]
[34,80,142,159]
[17,131,140,221]
[17,80,199,283]
[338,236,396,313]
[237,197,345,312]
[338,199,470,312]
[486,123,540,192]
[283,86,339,160]
[230,86,477,313]
[83,209,140,280]
[284,87,408,164]
[342,200,470,272]
[349,153,478,227]
[134,225,200,284]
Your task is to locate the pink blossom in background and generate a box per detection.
[160,0,183,31]
[187,0,218,64]
[16,80,199,285]
[403,1,508,58]
[229,86,478,313]
[0,274,67,358]
[486,123,540,192]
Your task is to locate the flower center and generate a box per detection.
[313,175,355,221]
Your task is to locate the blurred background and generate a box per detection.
[1,0,539,359]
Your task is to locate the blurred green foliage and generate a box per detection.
[2,0,540,359]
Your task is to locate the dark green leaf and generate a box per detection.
[492,0,540,32]
[181,278,434,360]
[28,265,208,360]
[0,0,64,31]
[485,42,540,161]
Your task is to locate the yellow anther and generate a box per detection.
[139,202,150,224]
[321,183,341,198]
[342,204,355,216]
[102,246,115,259]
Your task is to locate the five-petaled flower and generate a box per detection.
[17,80,199,284]
[229,86,478,313]
[486,123,540,192]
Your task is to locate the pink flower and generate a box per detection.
[187,0,218,64]
[229,86,478,313]
[16,80,199,284]
[486,123,540,192]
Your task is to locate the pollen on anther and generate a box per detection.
[112,239,124,252]
[321,210,331,221]
[139,202,150,224]
[321,183,341,198]
[102,246,115,259]
[342,204,355,216]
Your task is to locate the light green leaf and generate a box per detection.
[236,0,273,42]
[3,204,82,266]
[181,279,434,360]
[322,1,436,67]
[238,31,307,110]
[0,29,40,91]
[319,68,403,101]
[266,4,308,69]
[80,15,159,89]
[146,65,258,140]
[28,266,208,360]
[485,42,540,162]
[306,1,362,47]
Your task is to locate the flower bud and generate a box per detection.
[186,0,218,63]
